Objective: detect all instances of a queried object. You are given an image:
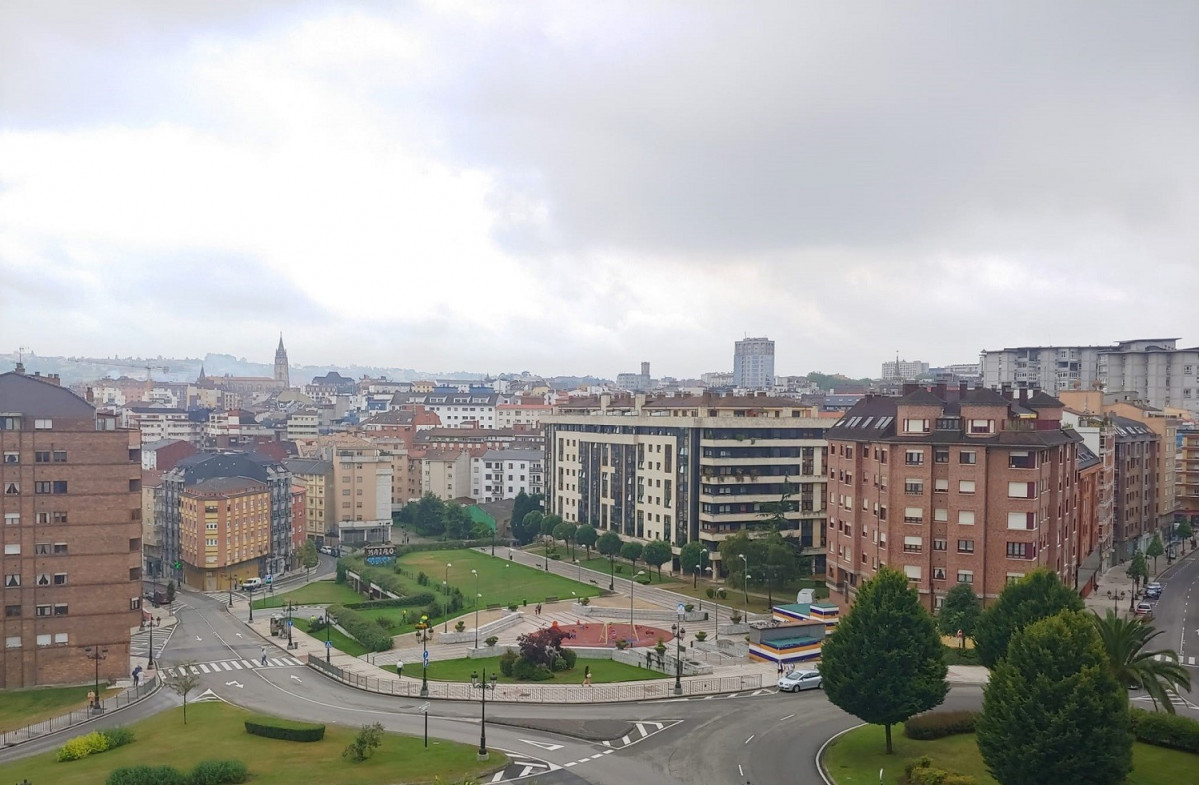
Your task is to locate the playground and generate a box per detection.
[552,619,673,648]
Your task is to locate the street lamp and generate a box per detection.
[286,600,295,650]
[83,646,108,711]
[417,614,430,698]
[444,562,452,633]
[738,553,749,606]
[706,566,720,643]
[324,609,332,663]
[630,570,646,634]
[227,572,234,608]
[475,593,482,648]
[247,585,256,622]
[575,558,581,581]
[671,610,685,695]
[470,668,498,760]
[693,563,701,589]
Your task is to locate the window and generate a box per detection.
[53,573,67,585]
[932,567,947,581]
[2,451,17,464]
[53,512,68,524]
[903,536,923,553]
[934,478,949,493]
[1008,451,1034,469]
[1007,511,1036,530]
[959,480,976,494]
[959,451,976,465]
[4,512,17,526]
[904,480,924,494]
[3,543,19,555]
[1006,542,1034,559]
[6,636,21,649]
[904,507,923,524]
[1008,481,1036,499]
[905,449,925,466]
[903,419,929,434]
[5,574,20,587]
[958,510,975,525]
[35,604,51,617]
[34,481,51,494]
[0,416,21,430]
[4,605,20,617]
[53,604,68,616]
[35,451,50,463]
[934,449,949,464]
[54,632,68,645]
[957,539,975,553]
[957,570,974,583]
[968,419,994,434]
[934,508,948,522]
[53,543,67,554]
[34,419,53,430]
[3,482,17,495]
[1006,573,1025,585]
[933,538,947,551]
[205,538,217,547]
[36,634,52,647]
[903,564,922,580]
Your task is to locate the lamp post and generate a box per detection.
[544,538,549,571]
[417,614,430,698]
[671,610,685,695]
[575,558,581,581]
[609,554,616,591]
[324,609,332,663]
[707,566,720,643]
[227,572,234,608]
[286,600,295,650]
[693,563,701,589]
[739,553,749,607]
[470,668,498,760]
[475,593,482,648]
[630,570,646,633]
[444,563,452,632]
[83,646,108,711]
[247,586,255,622]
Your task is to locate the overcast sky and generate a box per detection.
[2,1,1196,379]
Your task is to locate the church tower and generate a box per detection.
[274,334,290,389]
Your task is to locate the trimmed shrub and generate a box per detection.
[326,605,393,652]
[560,647,577,669]
[904,756,980,785]
[485,635,499,647]
[694,631,708,642]
[189,760,249,785]
[244,715,326,742]
[56,730,109,761]
[705,587,716,599]
[345,593,436,610]
[507,603,519,612]
[101,726,135,749]
[499,649,517,677]
[904,711,979,740]
[455,620,466,632]
[1131,707,1199,753]
[529,664,553,681]
[106,765,188,785]
[512,658,537,680]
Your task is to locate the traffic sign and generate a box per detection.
[325,640,333,648]
[422,650,430,665]
[677,603,686,615]
[287,619,293,627]
[265,574,273,585]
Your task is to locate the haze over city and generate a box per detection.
[2,1,1196,378]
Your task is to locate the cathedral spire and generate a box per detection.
[274,334,290,389]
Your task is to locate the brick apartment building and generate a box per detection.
[826,384,1083,611]
[1,370,143,688]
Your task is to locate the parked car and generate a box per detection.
[1134,601,1155,618]
[1146,582,1162,599]
[777,668,822,692]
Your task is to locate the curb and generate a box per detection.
[1,679,164,749]
[815,722,866,785]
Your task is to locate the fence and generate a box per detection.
[1,675,160,747]
[307,654,760,703]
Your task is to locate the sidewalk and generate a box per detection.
[1083,544,1197,617]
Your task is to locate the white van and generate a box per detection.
[241,577,263,590]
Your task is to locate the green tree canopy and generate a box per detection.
[1146,533,1164,573]
[678,541,710,578]
[413,493,447,536]
[299,541,319,576]
[977,610,1132,785]
[620,540,644,567]
[575,524,598,558]
[1126,550,1148,590]
[541,513,561,539]
[973,569,1083,668]
[1091,609,1191,713]
[937,582,982,640]
[510,490,538,537]
[512,510,543,546]
[642,539,673,579]
[819,567,948,753]
[444,504,469,540]
[597,530,622,558]
[1176,518,1194,541]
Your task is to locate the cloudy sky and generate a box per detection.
[2,1,1196,379]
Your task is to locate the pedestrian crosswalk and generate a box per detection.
[1152,654,1197,667]
[160,656,304,677]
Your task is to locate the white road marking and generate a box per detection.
[781,713,795,721]
[519,739,564,751]
[745,734,755,744]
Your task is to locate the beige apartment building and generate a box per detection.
[543,393,831,570]
[307,436,393,546]
[419,449,472,501]
[283,458,333,545]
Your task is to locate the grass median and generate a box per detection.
[0,701,505,785]
[251,580,364,610]
[0,685,119,733]
[382,654,670,684]
[822,723,1194,785]
[401,548,602,608]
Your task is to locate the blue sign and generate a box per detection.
[265,574,273,585]
[422,650,429,665]
[325,640,333,649]
[287,619,293,627]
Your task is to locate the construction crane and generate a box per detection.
[92,359,170,383]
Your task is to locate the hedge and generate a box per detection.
[244,715,327,742]
[106,765,189,785]
[189,759,249,785]
[905,756,980,785]
[345,593,436,610]
[327,604,394,652]
[904,711,979,740]
[1131,707,1199,753]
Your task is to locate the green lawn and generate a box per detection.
[0,685,119,733]
[823,724,1196,785]
[568,553,679,585]
[293,618,369,657]
[251,580,365,609]
[0,701,505,785]
[382,655,670,684]
[401,549,602,609]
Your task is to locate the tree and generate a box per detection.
[1126,550,1148,591]
[757,482,796,533]
[973,569,1084,668]
[511,490,536,537]
[679,541,710,584]
[620,540,643,569]
[166,580,176,603]
[164,664,200,724]
[598,530,622,589]
[1091,609,1192,713]
[1146,533,1164,574]
[643,539,673,580]
[514,510,543,547]
[444,504,470,540]
[553,521,577,558]
[937,582,982,645]
[576,524,597,559]
[516,626,571,667]
[977,610,1132,785]
[820,567,947,754]
[299,541,319,580]
[540,513,561,555]
[342,723,385,761]
[1176,518,1194,554]
[414,493,447,536]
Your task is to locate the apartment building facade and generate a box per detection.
[1101,338,1199,416]
[472,449,545,502]
[543,394,830,569]
[825,386,1083,611]
[283,458,333,545]
[732,337,775,390]
[1177,429,1199,524]
[1,371,143,688]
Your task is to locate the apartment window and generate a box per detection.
[903,565,922,581]
[903,419,929,434]
[0,417,22,431]
[968,419,994,435]
[3,482,17,495]
[3,544,19,555]
[35,451,51,463]
[957,570,974,584]
[36,634,52,647]
[958,510,975,525]
[35,604,51,617]
[34,481,51,494]
[5,574,20,587]
[1008,451,1034,469]
[1007,511,1036,530]
[2,451,17,464]
[1006,542,1034,559]
[904,480,924,495]
[932,538,947,551]
[34,419,53,430]
[1008,482,1036,499]
[53,543,67,554]
[6,636,22,648]
[905,449,925,466]
[205,538,217,547]
[934,508,948,522]
[4,513,18,526]
[959,451,976,465]
[52,512,68,524]
[1006,573,1026,585]
[903,536,923,553]
[932,567,947,581]
[957,539,975,553]
[53,573,67,585]
[934,479,949,493]
[903,507,923,524]
[959,480,976,494]
[934,449,949,464]
[54,604,68,616]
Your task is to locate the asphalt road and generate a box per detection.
[1138,549,1199,708]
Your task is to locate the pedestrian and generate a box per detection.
[260,646,268,666]
[777,660,784,676]
[583,665,592,686]
[397,659,404,678]
[131,665,142,686]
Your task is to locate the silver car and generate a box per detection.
[777,668,822,692]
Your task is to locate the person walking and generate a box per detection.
[397,659,404,678]
[260,646,268,666]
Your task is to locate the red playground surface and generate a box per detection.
[551,620,673,648]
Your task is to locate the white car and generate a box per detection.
[777,668,822,692]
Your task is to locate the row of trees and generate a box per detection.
[822,567,1190,785]
[394,494,495,540]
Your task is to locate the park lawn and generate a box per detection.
[252,580,365,609]
[401,549,601,608]
[570,554,679,585]
[0,701,505,785]
[822,723,1195,785]
[382,655,669,684]
[0,685,119,733]
[293,618,369,657]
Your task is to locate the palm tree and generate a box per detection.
[1091,609,1191,713]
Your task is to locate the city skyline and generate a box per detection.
[2,2,1196,378]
